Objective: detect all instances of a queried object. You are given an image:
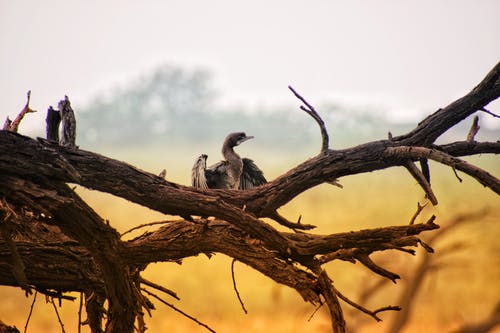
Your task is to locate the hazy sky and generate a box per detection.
[1,0,499,134]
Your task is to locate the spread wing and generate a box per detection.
[205,161,229,189]
[192,156,265,190]
[239,158,267,189]
[192,154,230,189]
[191,154,209,190]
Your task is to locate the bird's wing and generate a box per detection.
[240,158,267,190]
[191,154,209,190]
[205,160,228,188]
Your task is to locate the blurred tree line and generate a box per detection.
[77,65,420,151]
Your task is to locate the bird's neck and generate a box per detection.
[222,145,241,165]
[222,145,243,189]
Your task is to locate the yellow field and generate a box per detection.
[1,148,499,333]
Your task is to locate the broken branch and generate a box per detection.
[4,91,36,133]
[288,85,330,153]
[467,115,480,142]
[385,146,500,194]
[404,161,438,205]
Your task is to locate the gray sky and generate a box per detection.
[1,0,499,134]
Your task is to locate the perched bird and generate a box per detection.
[192,132,267,190]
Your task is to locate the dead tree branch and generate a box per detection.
[231,259,248,314]
[141,288,216,333]
[3,91,36,133]
[385,146,500,194]
[403,161,438,205]
[58,96,77,148]
[0,61,499,332]
[289,85,330,153]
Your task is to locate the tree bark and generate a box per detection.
[0,61,499,332]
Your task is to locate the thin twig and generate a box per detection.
[334,287,400,322]
[418,239,434,253]
[480,107,500,118]
[288,85,330,153]
[121,220,174,237]
[452,166,463,183]
[140,276,180,300]
[404,161,438,205]
[467,115,480,142]
[142,288,216,333]
[268,211,316,230]
[77,292,83,333]
[307,302,324,322]
[24,291,37,333]
[50,297,67,333]
[35,289,76,301]
[326,179,343,188]
[231,259,248,314]
[409,202,428,225]
[357,254,400,283]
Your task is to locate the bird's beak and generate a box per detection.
[238,135,254,145]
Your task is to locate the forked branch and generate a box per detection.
[0,62,499,333]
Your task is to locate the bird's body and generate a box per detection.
[192,132,266,190]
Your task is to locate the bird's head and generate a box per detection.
[225,132,254,148]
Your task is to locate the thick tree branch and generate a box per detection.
[0,211,438,309]
[0,176,138,333]
[438,141,500,156]
[394,61,500,145]
[0,62,498,333]
[316,268,346,333]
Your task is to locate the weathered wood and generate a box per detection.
[6,91,36,133]
[0,175,138,333]
[394,61,500,145]
[46,106,61,142]
[58,96,77,148]
[0,61,499,333]
[0,207,438,305]
[0,132,496,241]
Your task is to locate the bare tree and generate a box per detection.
[0,62,499,333]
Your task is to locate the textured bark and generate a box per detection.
[0,61,499,333]
[45,106,61,142]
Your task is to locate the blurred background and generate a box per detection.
[1,1,499,332]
